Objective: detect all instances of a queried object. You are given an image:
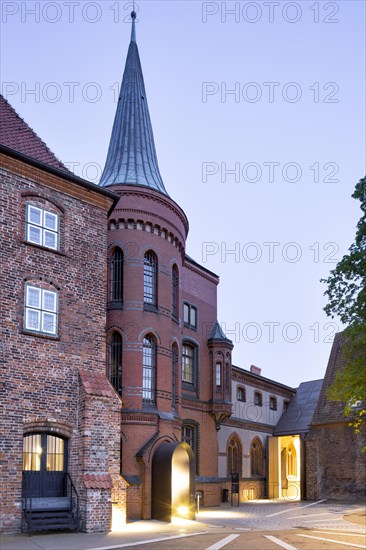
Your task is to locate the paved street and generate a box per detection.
[2,500,365,550]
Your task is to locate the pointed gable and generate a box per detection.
[99,11,168,196]
[0,95,69,172]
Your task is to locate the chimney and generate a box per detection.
[250,365,261,376]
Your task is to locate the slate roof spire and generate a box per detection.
[99,11,168,195]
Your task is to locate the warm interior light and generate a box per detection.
[111,504,126,532]
[35,446,43,455]
[177,506,188,516]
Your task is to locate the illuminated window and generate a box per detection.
[254,391,262,407]
[109,332,122,395]
[182,342,197,386]
[183,302,197,330]
[110,248,123,303]
[23,434,64,472]
[23,434,42,471]
[25,285,58,336]
[269,396,277,410]
[237,387,246,402]
[172,265,179,318]
[287,443,297,477]
[142,334,156,404]
[227,435,242,476]
[26,204,59,250]
[144,251,158,306]
[250,437,264,477]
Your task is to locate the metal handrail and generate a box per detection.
[22,472,33,536]
[65,472,79,531]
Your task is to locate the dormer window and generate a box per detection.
[26,204,59,250]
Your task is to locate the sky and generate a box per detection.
[1,0,365,387]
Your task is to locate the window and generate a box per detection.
[269,396,277,411]
[23,434,42,471]
[26,204,59,250]
[25,285,58,335]
[172,344,178,409]
[287,443,297,477]
[110,248,123,303]
[227,435,242,476]
[182,422,199,473]
[237,387,246,402]
[172,265,179,318]
[23,434,64,472]
[144,251,157,306]
[182,342,197,386]
[142,335,156,404]
[250,437,264,477]
[254,391,263,407]
[216,362,222,387]
[109,332,122,395]
[183,302,197,330]
[283,400,290,411]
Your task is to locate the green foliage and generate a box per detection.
[322,177,366,444]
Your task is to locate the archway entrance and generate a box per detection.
[22,433,67,499]
[152,442,195,522]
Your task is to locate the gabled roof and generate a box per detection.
[274,379,323,435]
[99,12,168,195]
[0,94,69,172]
[311,333,353,425]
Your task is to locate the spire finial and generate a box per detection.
[130,9,136,42]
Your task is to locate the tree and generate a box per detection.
[321,176,366,443]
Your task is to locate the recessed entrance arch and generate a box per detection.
[152,441,195,522]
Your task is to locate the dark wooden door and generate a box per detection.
[22,434,67,498]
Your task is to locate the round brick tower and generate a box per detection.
[99,12,193,520]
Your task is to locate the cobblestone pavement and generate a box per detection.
[197,499,366,532]
[1,500,365,550]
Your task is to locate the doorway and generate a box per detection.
[22,433,67,498]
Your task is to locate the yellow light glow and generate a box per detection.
[35,447,43,455]
[111,505,126,532]
[177,506,188,516]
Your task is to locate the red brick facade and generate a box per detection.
[0,148,125,534]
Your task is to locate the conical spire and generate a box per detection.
[99,11,168,195]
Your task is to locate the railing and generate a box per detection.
[65,472,80,531]
[22,472,33,536]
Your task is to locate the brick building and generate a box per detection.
[1,11,364,536]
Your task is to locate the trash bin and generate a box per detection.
[222,488,229,503]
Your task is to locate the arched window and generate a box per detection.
[287,442,297,477]
[110,248,123,302]
[172,343,178,409]
[172,264,179,318]
[142,334,156,404]
[227,435,242,476]
[109,332,122,395]
[144,251,157,306]
[182,342,198,386]
[215,362,222,388]
[250,437,264,477]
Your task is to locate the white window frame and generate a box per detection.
[25,284,58,336]
[26,204,59,250]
